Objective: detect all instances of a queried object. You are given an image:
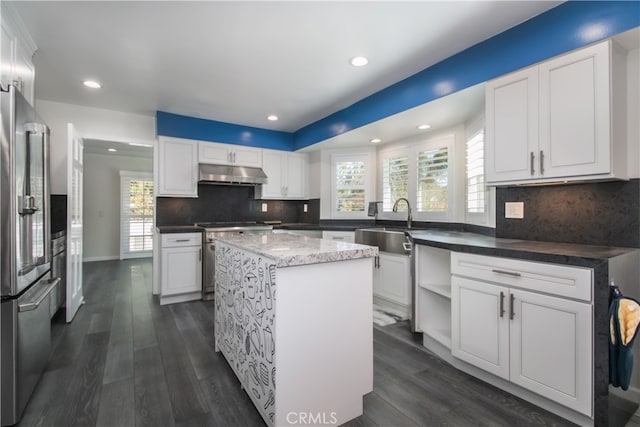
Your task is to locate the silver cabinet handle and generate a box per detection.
[199,248,202,261]
[19,278,60,312]
[539,150,544,175]
[174,239,190,243]
[402,242,412,252]
[509,293,515,320]
[499,291,505,318]
[491,269,521,277]
[332,236,345,240]
[530,151,535,175]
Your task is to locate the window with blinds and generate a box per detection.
[120,172,154,259]
[381,155,409,211]
[416,147,448,212]
[466,129,485,214]
[335,159,366,213]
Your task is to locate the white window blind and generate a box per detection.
[335,160,366,213]
[382,155,409,212]
[466,129,485,214]
[120,171,154,259]
[416,147,448,212]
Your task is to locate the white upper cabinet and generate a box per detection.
[156,136,198,197]
[1,3,37,105]
[259,149,308,199]
[198,141,262,168]
[486,40,627,185]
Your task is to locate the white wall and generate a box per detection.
[34,100,156,194]
[83,151,152,261]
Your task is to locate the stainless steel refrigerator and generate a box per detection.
[1,85,59,426]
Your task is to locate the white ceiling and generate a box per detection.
[11,1,573,151]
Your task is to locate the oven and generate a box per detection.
[196,222,273,301]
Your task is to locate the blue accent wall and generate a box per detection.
[156,1,640,151]
[156,111,293,151]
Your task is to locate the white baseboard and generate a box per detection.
[83,255,119,262]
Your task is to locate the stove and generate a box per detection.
[196,221,274,301]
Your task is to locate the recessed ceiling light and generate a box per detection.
[350,56,369,67]
[417,124,431,130]
[83,80,101,89]
[370,138,382,144]
[107,148,117,152]
[267,115,278,121]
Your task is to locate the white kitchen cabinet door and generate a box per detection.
[260,149,308,199]
[451,276,510,380]
[375,252,411,306]
[509,288,592,416]
[485,66,539,183]
[1,7,36,105]
[199,141,262,168]
[157,137,198,197]
[161,245,202,297]
[538,41,610,178]
[261,149,285,198]
[199,141,231,164]
[284,152,307,198]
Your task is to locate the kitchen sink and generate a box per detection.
[354,227,411,255]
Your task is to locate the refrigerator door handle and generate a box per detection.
[18,277,59,312]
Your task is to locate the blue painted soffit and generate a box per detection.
[156,1,640,152]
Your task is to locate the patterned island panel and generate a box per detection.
[215,242,277,425]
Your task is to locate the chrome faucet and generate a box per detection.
[392,197,412,229]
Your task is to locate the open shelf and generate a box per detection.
[417,288,452,350]
[423,327,452,349]
[419,282,451,299]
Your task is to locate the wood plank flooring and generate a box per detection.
[13,258,603,426]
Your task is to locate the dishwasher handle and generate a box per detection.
[19,277,60,312]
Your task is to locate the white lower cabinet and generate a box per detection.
[373,252,410,307]
[451,253,593,417]
[159,233,202,305]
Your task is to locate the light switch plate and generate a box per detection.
[505,202,524,219]
[261,203,268,212]
[303,203,308,213]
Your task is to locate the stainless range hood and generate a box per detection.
[198,164,268,185]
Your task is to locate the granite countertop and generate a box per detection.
[215,233,378,268]
[407,229,637,264]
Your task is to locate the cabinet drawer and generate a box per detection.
[451,252,592,301]
[161,233,201,248]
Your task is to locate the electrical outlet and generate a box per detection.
[261,203,268,212]
[505,202,524,219]
[303,203,308,213]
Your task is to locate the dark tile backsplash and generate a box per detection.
[156,184,319,226]
[496,179,640,248]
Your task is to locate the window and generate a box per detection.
[466,128,485,214]
[381,154,409,212]
[120,171,154,259]
[331,153,372,218]
[417,147,449,213]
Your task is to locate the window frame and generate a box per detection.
[120,170,154,259]
[378,134,455,222]
[330,152,372,219]
[464,114,492,226]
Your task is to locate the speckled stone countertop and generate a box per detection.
[407,229,637,263]
[215,233,378,267]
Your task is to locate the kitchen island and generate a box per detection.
[214,233,377,427]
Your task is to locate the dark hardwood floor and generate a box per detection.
[17,258,577,427]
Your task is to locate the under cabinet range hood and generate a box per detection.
[198,164,268,185]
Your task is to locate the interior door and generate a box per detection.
[66,123,84,322]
